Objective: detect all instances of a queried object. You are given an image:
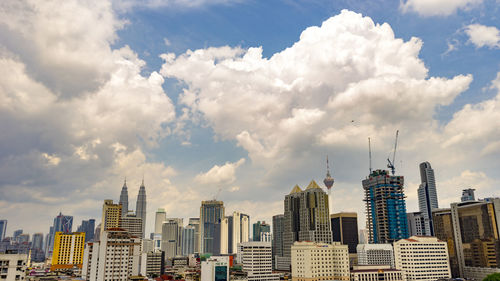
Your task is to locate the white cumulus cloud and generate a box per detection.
[465,24,500,48]
[195,158,246,185]
[400,0,483,16]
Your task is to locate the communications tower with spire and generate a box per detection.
[323,156,334,195]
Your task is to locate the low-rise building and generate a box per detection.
[350,265,406,281]
[357,244,395,268]
[140,251,164,278]
[0,252,27,281]
[201,256,229,281]
[291,241,349,281]
[394,236,451,281]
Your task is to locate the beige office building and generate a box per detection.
[291,241,349,281]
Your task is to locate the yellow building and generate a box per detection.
[51,232,85,271]
[101,199,122,237]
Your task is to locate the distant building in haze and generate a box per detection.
[461,188,476,202]
[77,219,95,242]
[46,212,73,258]
[330,212,359,254]
[253,221,270,242]
[135,180,147,238]
[417,162,439,236]
[363,170,408,244]
[188,218,200,253]
[119,179,129,218]
[0,220,6,241]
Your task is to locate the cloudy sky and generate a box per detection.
[1,0,500,237]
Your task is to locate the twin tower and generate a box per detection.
[119,179,147,237]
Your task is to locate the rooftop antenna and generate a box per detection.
[368,137,372,174]
[387,130,399,175]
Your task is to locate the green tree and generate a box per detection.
[483,273,500,281]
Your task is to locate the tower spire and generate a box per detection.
[323,155,334,193]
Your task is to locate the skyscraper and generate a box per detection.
[77,219,95,242]
[155,208,166,235]
[253,221,271,242]
[136,180,147,238]
[363,169,409,244]
[47,212,73,258]
[330,212,359,254]
[121,213,143,238]
[101,200,121,237]
[162,219,181,259]
[417,161,438,236]
[182,225,195,256]
[272,214,284,270]
[119,179,129,217]
[461,188,476,202]
[282,181,332,271]
[227,211,250,254]
[31,233,45,262]
[200,200,225,254]
[0,220,6,241]
[188,218,200,253]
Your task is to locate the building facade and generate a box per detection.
[0,220,6,241]
[350,265,407,281]
[406,212,425,237]
[433,199,500,279]
[188,218,200,253]
[82,228,141,281]
[201,256,229,281]
[200,200,225,255]
[51,232,85,271]
[154,208,166,235]
[357,244,395,268]
[291,241,349,281]
[46,212,74,258]
[77,219,96,242]
[363,170,409,244]
[240,241,280,281]
[162,219,181,259]
[331,212,359,254]
[417,162,439,236]
[272,214,285,270]
[140,251,165,278]
[0,252,27,281]
[253,221,271,242]
[283,181,332,271]
[121,213,143,238]
[101,200,122,237]
[393,236,451,281]
[182,225,195,256]
[461,188,476,202]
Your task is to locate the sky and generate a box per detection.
[1,0,500,237]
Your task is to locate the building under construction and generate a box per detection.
[362,169,409,244]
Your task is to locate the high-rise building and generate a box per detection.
[182,226,195,256]
[350,265,407,281]
[13,230,22,240]
[282,181,332,271]
[188,218,200,253]
[200,200,225,254]
[461,188,476,202]
[357,244,395,268]
[17,234,29,243]
[135,180,147,239]
[272,214,284,270]
[119,179,129,217]
[291,241,349,281]
[253,221,271,242]
[155,208,166,235]
[77,219,96,242]
[51,232,85,271]
[47,212,73,258]
[406,212,425,236]
[363,170,409,244]
[220,217,229,255]
[394,236,451,281]
[330,212,359,254]
[101,200,121,237]
[0,220,6,241]
[82,228,141,281]
[162,219,181,259]
[433,199,500,280]
[31,233,45,262]
[140,251,165,278]
[120,212,143,238]
[240,241,280,281]
[417,162,439,236]
[227,211,250,254]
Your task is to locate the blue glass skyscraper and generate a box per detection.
[363,170,408,244]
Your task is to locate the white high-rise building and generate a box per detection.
[417,162,439,236]
[154,209,166,235]
[357,244,395,268]
[120,212,143,238]
[182,226,195,256]
[291,241,349,281]
[228,211,250,254]
[240,241,279,281]
[220,218,229,255]
[82,229,141,281]
[188,218,200,253]
[393,236,451,281]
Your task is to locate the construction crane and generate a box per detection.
[387,130,399,175]
[368,137,372,174]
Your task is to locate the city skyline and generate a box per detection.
[2,0,500,238]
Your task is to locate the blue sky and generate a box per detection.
[1,0,500,236]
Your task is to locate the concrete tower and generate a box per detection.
[119,179,129,217]
[136,180,147,238]
[417,162,438,236]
